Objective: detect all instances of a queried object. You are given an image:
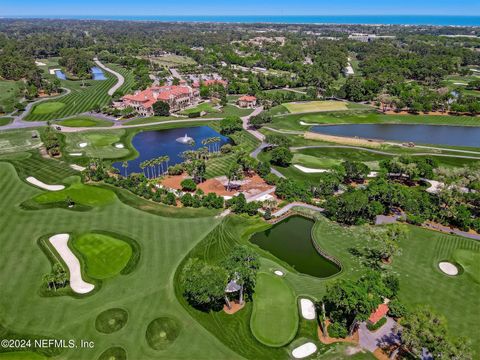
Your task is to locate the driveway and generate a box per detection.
[358,317,401,353]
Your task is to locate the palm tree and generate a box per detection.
[140,161,146,178]
[122,161,128,177]
[164,156,170,174]
[212,137,221,153]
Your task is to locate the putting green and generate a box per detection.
[32,102,65,115]
[33,182,116,207]
[283,101,347,113]
[250,272,298,347]
[58,117,113,128]
[454,249,480,283]
[146,316,182,350]
[72,233,133,279]
[95,308,128,334]
[97,347,126,360]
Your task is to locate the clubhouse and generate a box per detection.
[119,83,199,115]
[237,95,257,108]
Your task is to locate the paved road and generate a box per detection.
[272,202,324,217]
[169,68,183,80]
[94,58,125,96]
[358,318,400,353]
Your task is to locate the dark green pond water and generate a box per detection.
[250,215,340,278]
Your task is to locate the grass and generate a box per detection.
[97,347,126,360]
[148,54,196,67]
[181,102,220,115]
[73,233,132,279]
[122,116,181,125]
[63,129,130,159]
[250,272,299,347]
[0,80,21,113]
[33,181,116,207]
[0,130,42,153]
[453,249,480,283]
[0,353,46,360]
[0,161,241,360]
[0,117,13,126]
[57,117,113,128]
[95,308,128,333]
[145,316,182,350]
[31,102,65,115]
[283,101,348,113]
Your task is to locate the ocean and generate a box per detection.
[5,15,480,26]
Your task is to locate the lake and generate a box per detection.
[54,70,66,80]
[311,124,480,147]
[112,126,230,174]
[250,215,340,278]
[91,66,106,80]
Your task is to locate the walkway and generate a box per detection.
[272,202,324,217]
[358,318,400,353]
[169,68,183,80]
[94,58,125,96]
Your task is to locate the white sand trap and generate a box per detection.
[274,270,284,276]
[79,142,88,148]
[299,298,316,320]
[425,179,444,194]
[294,164,330,173]
[368,171,378,178]
[292,342,317,359]
[49,234,95,294]
[299,121,320,126]
[70,164,86,171]
[439,262,458,276]
[69,152,83,156]
[115,143,125,149]
[453,82,467,86]
[35,61,46,66]
[26,177,65,191]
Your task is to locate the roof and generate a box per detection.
[238,95,257,102]
[122,85,194,108]
[225,279,241,293]
[368,303,389,324]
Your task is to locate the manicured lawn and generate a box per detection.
[0,162,240,360]
[0,117,13,126]
[181,102,219,115]
[148,54,196,67]
[63,129,130,159]
[0,80,21,113]
[0,130,42,153]
[33,181,116,207]
[123,116,181,125]
[250,272,298,347]
[57,117,113,127]
[0,352,46,360]
[72,233,132,279]
[283,101,348,113]
[31,102,65,115]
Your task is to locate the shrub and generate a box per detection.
[367,317,387,331]
[168,164,184,175]
[264,173,279,185]
[188,111,201,118]
[220,144,233,154]
[181,178,197,192]
[328,321,348,338]
[270,147,293,167]
[388,299,407,318]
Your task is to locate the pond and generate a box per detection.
[54,70,66,80]
[311,124,480,147]
[91,66,107,80]
[112,126,230,174]
[250,215,340,278]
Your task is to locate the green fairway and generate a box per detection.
[0,352,46,360]
[250,273,298,347]
[63,129,130,158]
[0,161,240,360]
[181,102,219,115]
[146,316,182,350]
[57,117,113,127]
[0,117,13,126]
[31,102,65,115]
[33,181,116,207]
[95,308,129,333]
[283,101,348,113]
[453,249,480,283]
[73,232,133,279]
[0,130,42,153]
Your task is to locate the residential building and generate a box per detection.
[237,95,257,108]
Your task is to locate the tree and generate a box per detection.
[181,258,228,311]
[222,246,260,304]
[265,134,291,148]
[152,101,170,116]
[122,161,128,177]
[270,147,293,167]
[341,161,370,183]
[219,116,243,135]
[180,178,197,192]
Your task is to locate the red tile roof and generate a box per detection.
[193,79,228,88]
[238,95,257,102]
[368,303,389,324]
[122,85,194,109]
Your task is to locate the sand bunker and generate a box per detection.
[49,234,95,294]
[292,342,317,359]
[70,164,86,171]
[439,262,458,276]
[35,61,46,66]
[453,82,467,86]
[79,142,87,148]
[299,121,320,126]
[274,270,284,276]
[26,177,65,191]
[115,143,124,149]
[69,153,82,156]
[299,298,316,320]
[294,165,329,173]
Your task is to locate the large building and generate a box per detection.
[119,84,199,116]
[237,95,257,108]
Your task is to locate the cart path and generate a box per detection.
[94,58,125,96]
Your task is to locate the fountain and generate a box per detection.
[176,133,194,144]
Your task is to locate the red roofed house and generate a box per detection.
[237,95,257,109]
[368,303,389,325]
[192,79,228,88]
[119,85,199,116]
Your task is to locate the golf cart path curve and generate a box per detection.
[94,58,125,96]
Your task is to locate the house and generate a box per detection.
[118,85,199,116]
[368,303,389,325]
[237,95,257,109]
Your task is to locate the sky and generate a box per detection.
[1,0,479,17]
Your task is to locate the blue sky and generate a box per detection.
[1,0,479,16]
